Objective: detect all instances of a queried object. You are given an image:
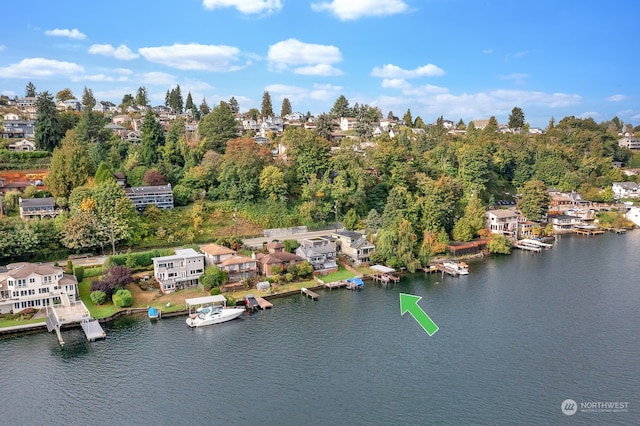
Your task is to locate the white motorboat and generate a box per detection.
[442,261,469,275]
[186,305,245,327]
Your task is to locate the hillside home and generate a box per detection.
[612,182,640,199]
[485,209,519,238]
[618,136,640,150]
[2,119,35,138]
[255,242,302,276]
[152,248,205,294]
[8,139,36,151]
[0,263,78,314]
[295,237,338,273]
[340,117,358,131]
[331,231,375,265]
[219,254,258,282]
[547,213,582,233]
[125,184,174,211]
[201,243,237,266]
[19,197,59,220]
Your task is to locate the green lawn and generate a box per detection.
[317,267,357,283]
[78,279,120,318]
[0,317,46,328]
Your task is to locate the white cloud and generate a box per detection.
[71,74,129,83]
[139,43,245,71]
[311,0,409,20]
[266,83,342,104]
[294,64,343,76]
[44,28,86,40]
[371,63,445,79]
[268,39,342,73]
[202,0,282,14]
[89,44,139,60]
[577,111,600,120]
[381,78,410,90]
[607,94,627,102]
[0,58,84,78]
[141,72,177,86]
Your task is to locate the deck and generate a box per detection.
[301,287,319,300]
[255,296,273,309]
[513,243,542,252]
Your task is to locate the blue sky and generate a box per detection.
[1,0,638,128]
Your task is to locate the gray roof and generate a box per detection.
[19,197,55,208]
[125,184,172,195]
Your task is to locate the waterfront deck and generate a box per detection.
[255,296,273,309]
[574,227,605,236]
[435,263,464,276]
[323,280,348,290]
[45,295,104,346]
[301,287,319,300]
[513,243,542,252]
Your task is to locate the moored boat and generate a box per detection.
[442,261,469,275]
[186,305,245,327]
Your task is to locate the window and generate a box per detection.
[29,278,35,283]
[39,288,49,294]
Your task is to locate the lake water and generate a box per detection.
[2,232,639,425]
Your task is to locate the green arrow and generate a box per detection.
[399,293,439,336]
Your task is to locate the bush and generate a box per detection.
[112,289,133,308]
[90,290,107,305]
[83,266,103,278]
[210,287,221,296]
[74,266,85,282]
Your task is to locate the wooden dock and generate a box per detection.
[301,287,319,300]
[323,281,347,290]
[513,243,542,253]
[435,263,462,276]
[574,227,605,236]
[369,273,400,284]
[255,296,273,309]
[422,265,439,274]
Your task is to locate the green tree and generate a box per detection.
[216,138,271,202]
[260,165,287,201]
[261,91,273,118]
[120,93,134,110]
[34,91,62,151]
[487,233,511,254]
[94,162,115,185]
[140,109,165,165]
[25,81,36,97]
[45,130,93,199]
[185,91,195,112]
[76,108,109,144]
[198,102,238,154]
[517,180,551,221]
[343,208,359,230]
[56,88,75,103]
[330,95,351,118]
[228,96,239,114]
[82,86,96,110]
[280,127,330,182]
[365,209,382,230]
[402,109,413,127]
[112,289,132,308]
[199,265,227,290]
[483,116,499,134]
[167,85,183,113]
[135,86,149,106]
[200,97,210,115]
[280,97,292,117]
[508,107,525,132]
[92,182,136,254]
[314,113,335,141]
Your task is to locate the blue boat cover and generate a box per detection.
[347,277,364,286]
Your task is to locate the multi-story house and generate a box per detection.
[331,231,375,265]
[485,209,519,239]
[612,182,640,199]
[0,263,78,314]
[19,197,60,220]
[125,184,174,211]
[618,136,640,150]
[152,248,205,294]
[255,242,302,276]
[219,254,258,282]
[201,243,237,266]
[295,237,338,272]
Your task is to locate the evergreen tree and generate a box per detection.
[45,130,92,199]
[280,97,292,117]
[120,93,134,110]
[330,95,350,118]
[185,92,195,112]
[140,109,165,166]
[261,91,273,118]
[200,97,211,116]
[82,86,96,110]
[34,91,62,151]
[198,101,238,154]
[402,109,413,127]
[135,86,149,106]
[483,116,499,134]
[508,107,525,132]
[314,113,336,141]
[228,96,239,114]
[25,82,36,97]
[167,85,183,113]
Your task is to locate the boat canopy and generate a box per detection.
[370,264,395,274]
[347,277,364,286]
[185,295,227,308]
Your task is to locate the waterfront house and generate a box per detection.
[201,243,237,266]
[618,136,640,150]
[295,237,338,273]
[625,207,640,226]
[485,209,519,238]
[152,248,205,294]
[0,263,78,314]
[331,231,375,265]
[125,184,174,211]
[518,221,538,238]
[219,254,258,282]
[612,182,640,199]
[547,213,582,233]
[255,243,302,276]
[19,197,59,220]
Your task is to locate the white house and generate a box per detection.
[0,263,78,314]
[152,248,205,294]
[485,209,519,238]
[331,231,375,265]
[625,207,640,226]
[8,139,36,151]
[295,237,338,272]
[618,136,640,150]
[612,182,640,199]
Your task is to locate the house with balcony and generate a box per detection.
[19,197,60,220]
[331,231,375,265]
[612,182,640,199]
[618,136,640,150]
[219,254,258,282]
[485,209,519,239]
[125,184,174,211]
[152,248,205,294]
[547,213,582,233]
[201,243,237,266]
[0,263,78,314]
[295,237,338,273]
[255,242,302,276]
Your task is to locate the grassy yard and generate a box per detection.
[0,317,46,328]
[316,267,357,283]
[227,279,317,301]
[78,279,120,318]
